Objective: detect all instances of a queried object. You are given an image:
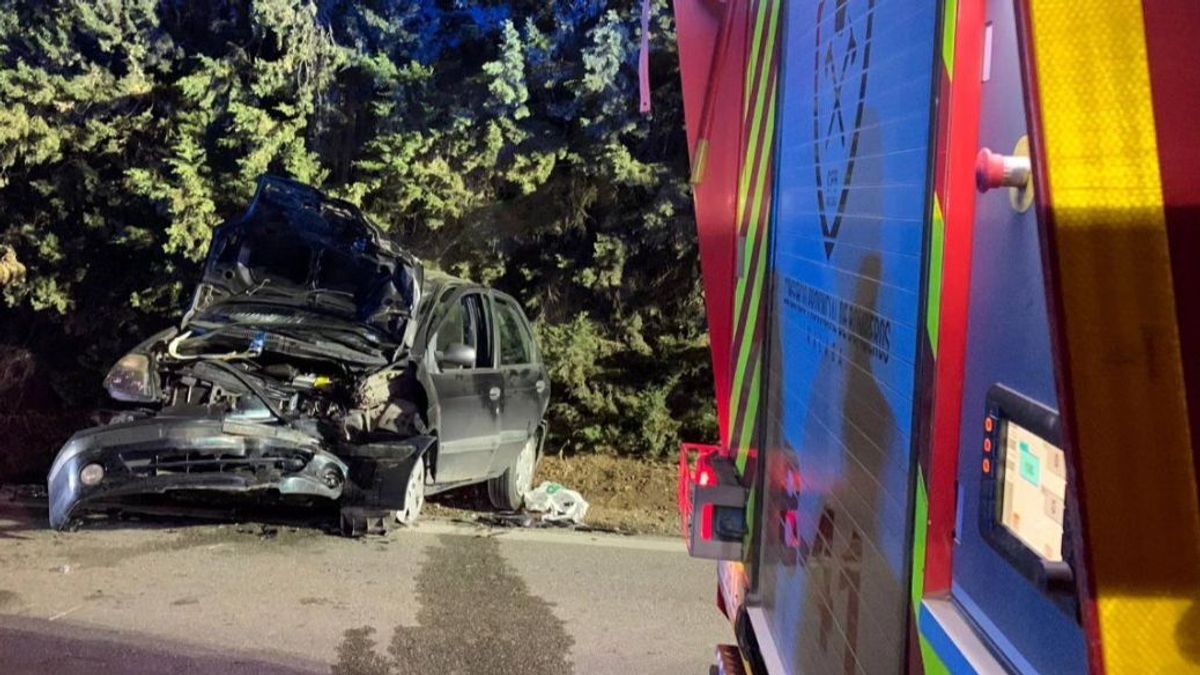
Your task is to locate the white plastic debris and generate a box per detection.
[524,482,589,525]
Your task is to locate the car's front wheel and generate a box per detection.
[395,456,426,526]
[488,435,537,511]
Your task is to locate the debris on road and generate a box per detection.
[471,511,627,535]
[474,512,538,528]
[524,482,589,525]
[234,524,280,540]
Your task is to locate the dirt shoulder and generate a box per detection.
[426,454,682,537]
[536,454,680,536]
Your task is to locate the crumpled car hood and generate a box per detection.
[187,175,422,340]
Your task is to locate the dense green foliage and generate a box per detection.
[0,0,715,459]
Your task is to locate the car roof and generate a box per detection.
[419,271,527,317]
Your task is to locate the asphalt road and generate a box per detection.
[0,503,728,674]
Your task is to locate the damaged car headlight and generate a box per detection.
[79,463,105,486]
[103,354,160,403]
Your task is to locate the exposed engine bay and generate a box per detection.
[145,326,428,441]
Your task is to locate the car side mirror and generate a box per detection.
[437,343,476,369]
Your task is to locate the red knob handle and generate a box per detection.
[975,147,1031,193]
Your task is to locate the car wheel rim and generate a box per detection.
[515,438,536,499]
[399,459,425,524]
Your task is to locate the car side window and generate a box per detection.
[433,293,491,369]
[496,299,533,366]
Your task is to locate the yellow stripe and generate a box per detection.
[728,75,779,425]
[730,74,779,403]
[735,358,762,472]
[743,0,770,116]
[739,0,782,255]
[734,0,780,250]
[732,0,783,334]
[1029,0,1200,670]
[729,1,782,444]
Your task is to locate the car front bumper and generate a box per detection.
[47,414,349,530]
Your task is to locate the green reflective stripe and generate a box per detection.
[919,635,953,675]
[732,262,748,337]
[762,0,783,88]
[731,217,767,415]
[731,77,778,412]
[732,128,763,322]
[743,1,771,116]
[729,220,766,422]
[728,323,749,432]
[743,484,757,544]
[733,31,780,324]
[735,359,762,472]
[730,1,782,444]
[733,1,782,346]
[911,471,952,674]
[740,0,782,282]
[942,0,958,79]
[735,30,772,236]
[742,73,779,280]
[925,196,945,355]
[911,469,929,607]
[734,1,781,261]
[738,3,782,212]
[730,83,780,419]
[729,254,750,416]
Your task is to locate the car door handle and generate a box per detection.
[535,380,546,393]
[489,386,502,401]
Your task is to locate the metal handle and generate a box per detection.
[489,387,502,401]
[535,380,546,393]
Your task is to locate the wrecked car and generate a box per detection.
[47,176,549,535]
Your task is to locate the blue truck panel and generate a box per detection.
[751,0,940,672]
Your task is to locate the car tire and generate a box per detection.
[488,435,538,511]
[395,456,426,526]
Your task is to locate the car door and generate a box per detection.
[488,293,547,476]
[426,289,503,484]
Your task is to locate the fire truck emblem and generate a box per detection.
[813,0,875,259]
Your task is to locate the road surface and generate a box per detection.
[0,501,727,674]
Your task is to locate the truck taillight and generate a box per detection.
[701,503,715,540]
[678,443,748,560]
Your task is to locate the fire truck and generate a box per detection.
[673,0,1200,672]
